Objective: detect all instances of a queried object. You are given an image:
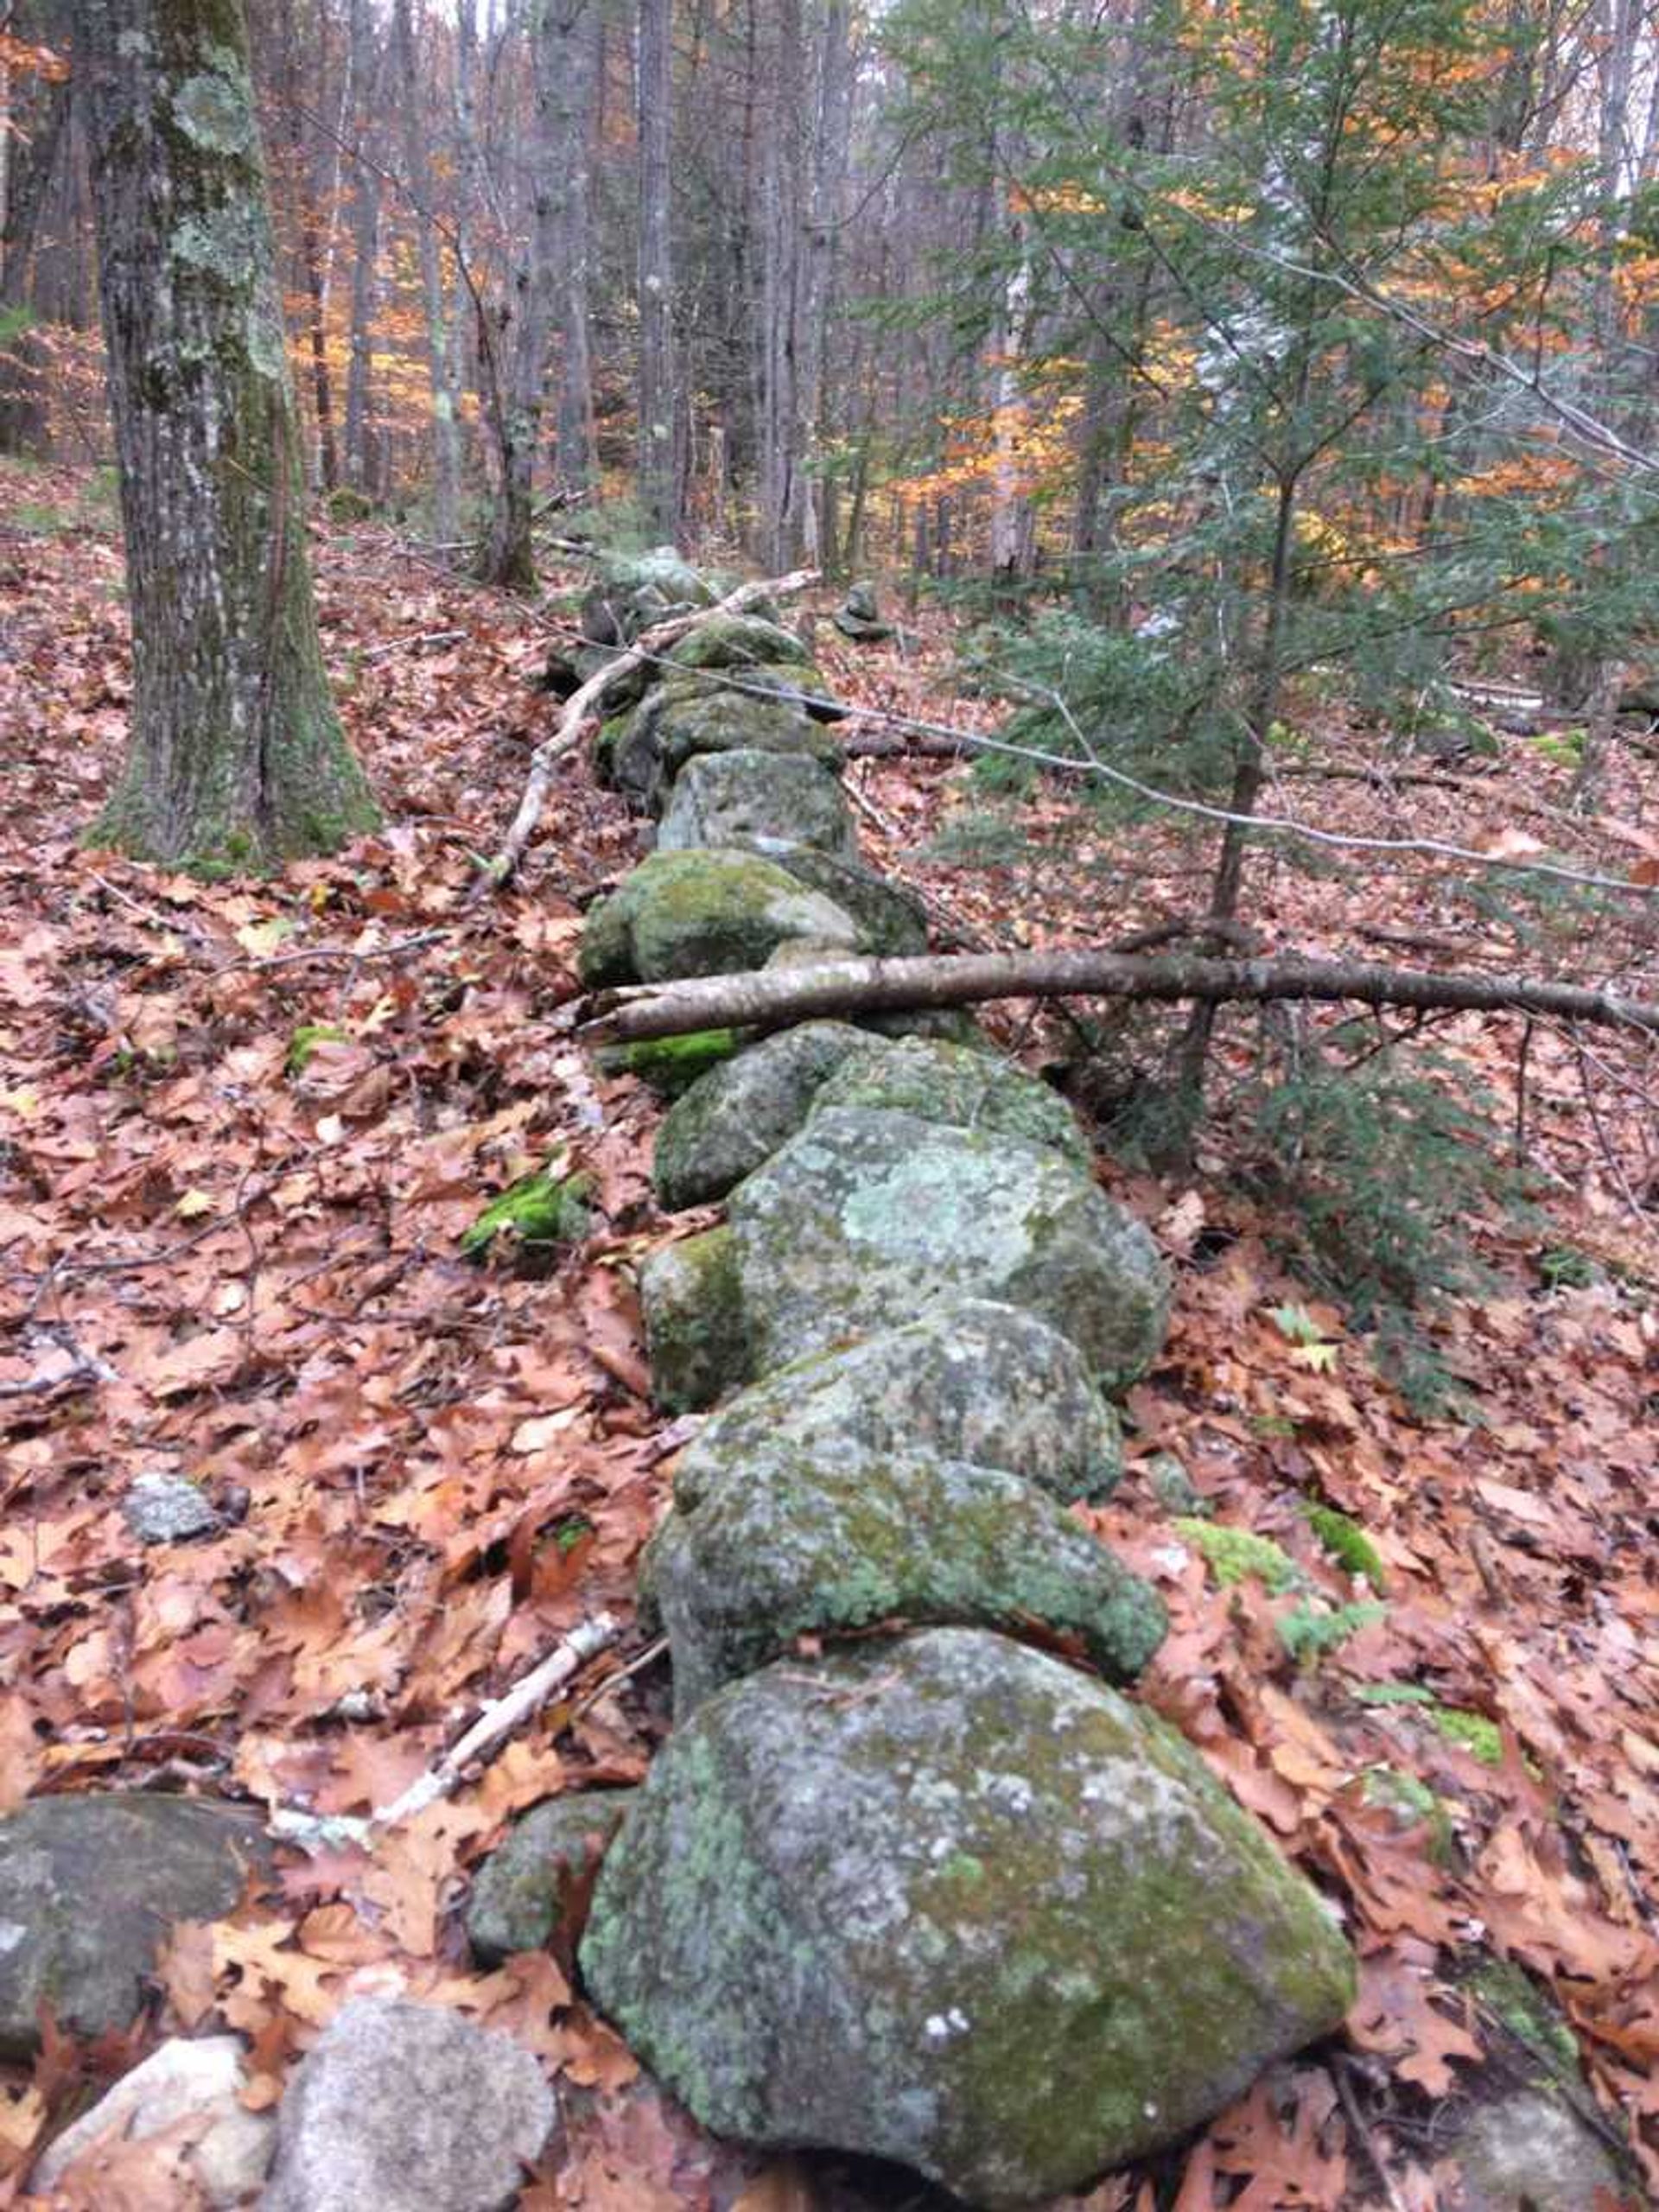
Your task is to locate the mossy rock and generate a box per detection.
[764,848,928,957]
[467,1791,635,1966]
[595,1028,747,1099]
[673,1299,1125,1512]
[577,849,865,991]
[664,614,811,672]
[656,749,855,860]
[581,1628,1357,2206]
[639,1225,753,1412]
[461,1165,594,1273]
[811,1033,1090,1167]
[605,680,837,809]
[580,550,716,646]
[643,1445,1165,1715]
[653,1021,880,1210]
[721,1106,1170,1400]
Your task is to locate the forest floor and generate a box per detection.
[1,456,1656,2210]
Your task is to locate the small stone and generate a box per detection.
[31,2034,275,2207]
[1451,2088,1632,2210]
[261,1997,556,2212]
[123,1471,222,1545]
[0,1794,270,2059]
[1143,1451,1208,1516]
[467,1791,636,1966]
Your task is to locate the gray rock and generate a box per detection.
[655,748,855,860]
[1451,2089,1631,2210]
[605,678,838,809]
[1143,1450,1208,1516]
[0,1794,270,2059]
[31,2034,275,2206]
[577,849,864,990]
[834,581,895,643]
[261,1997,555,2212]
[123,1471,222,1545]
[723,1105,1170,1399]
[652,1021,879,1210]
[664,613,812,671]
[673,1300,1125,1511]
[764,848,929,957]
[643,1446,1165,1714]
[579,550,715,646]
[639,1226,751,1413]
[810,1033,1090,1167]
[581,1628,1357,2208]
[467,1791,635,1967]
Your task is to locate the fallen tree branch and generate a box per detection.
[579,947,1659,1046]
[479,568,817,893]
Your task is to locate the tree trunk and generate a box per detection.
[340,0,384,496]
[0,0,72,455]
[554,0,600,497]
[82,0,378,874]
[276,0,339,493]
[395,0,463,549]
[580,944,1659,1046]
[637,0,678,540]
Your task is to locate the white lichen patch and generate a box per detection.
[173,72,255,156]
[172,208,255,288]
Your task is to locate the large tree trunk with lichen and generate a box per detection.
[81,0,378,874]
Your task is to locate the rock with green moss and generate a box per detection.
[719,1106,1169,1399]
[577,849,865,990]
[581,1627,1357,2206]
[639,1226,753,1411]
[595,1029,747,1098]
[652,1021,880,1210]
[467,1791,636,1966]
[764,848,928,957]
[643,1446,1165,1714]
[460,1165,594,1274]
[656,749,855,860]
[811,1033,1090,1166]
[673,1300,1125,1511]
[664,614,811,672]
[580,550,716,647]
[605,679,838,808]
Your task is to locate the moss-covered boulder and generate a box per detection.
[765,848,928,957]
[643,1446,1165,1714]
[720,1106,1169,1398]
[467,1791,635,1966]
[459,1164,594,1274]
[656,749,855,861]
[578,849,865,990]
[0,1795,270,2059]
[605,678,838,809]
[582,1628,1357,2206]
[639,1226,752,1411]
[653,1021,880,1210]
[812,1033,1090,1167]
[664,614,811,672]
[580,550,716,646]
[673,1300,1124,1510]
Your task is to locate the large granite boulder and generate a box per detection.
[262,1997,556,2212]
[656,748,856,861]
[642,1445,1165,1714]
[709,1106,1168,1399]
[581,1629,1357,2207]
[672,1300,1125,1511]
[579,549,716,647]
[578,849,864,989]
[467,1790,636,1966]
[652,1021,880,1210]
[811,1033,1090,1167]
[0,1794,270,2058]
[602,677,837,809]
[664,613,812,671]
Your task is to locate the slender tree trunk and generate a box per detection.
[340,0,383,496]
[394,0,462,547]
[276,0,339,492]
[637,0,678,540]
[554,0,600,495]
[0,0,71,454]
[82,0,378,874]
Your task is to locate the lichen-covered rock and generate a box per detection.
[664,613,811,671]
[123,1471,222,1545]
[580,550,716,646]
[261,1997,555,2212]
[467,1792,636,1966]
[652,1021,879,1210]
[673,1300,1125,1511]
[639,1225,753,1411]
[812,1034,1090,1167]
[765,848,928,957]
[722,1106,1170,1397]
[643,1446,1165,1713]
[656,748,855,860]
[605,678,838,808]
[581,1628,1357,2207]
[578,849,864,990]
[0,1795,270,2059]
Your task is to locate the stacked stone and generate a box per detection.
[567,584,1357,2206]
